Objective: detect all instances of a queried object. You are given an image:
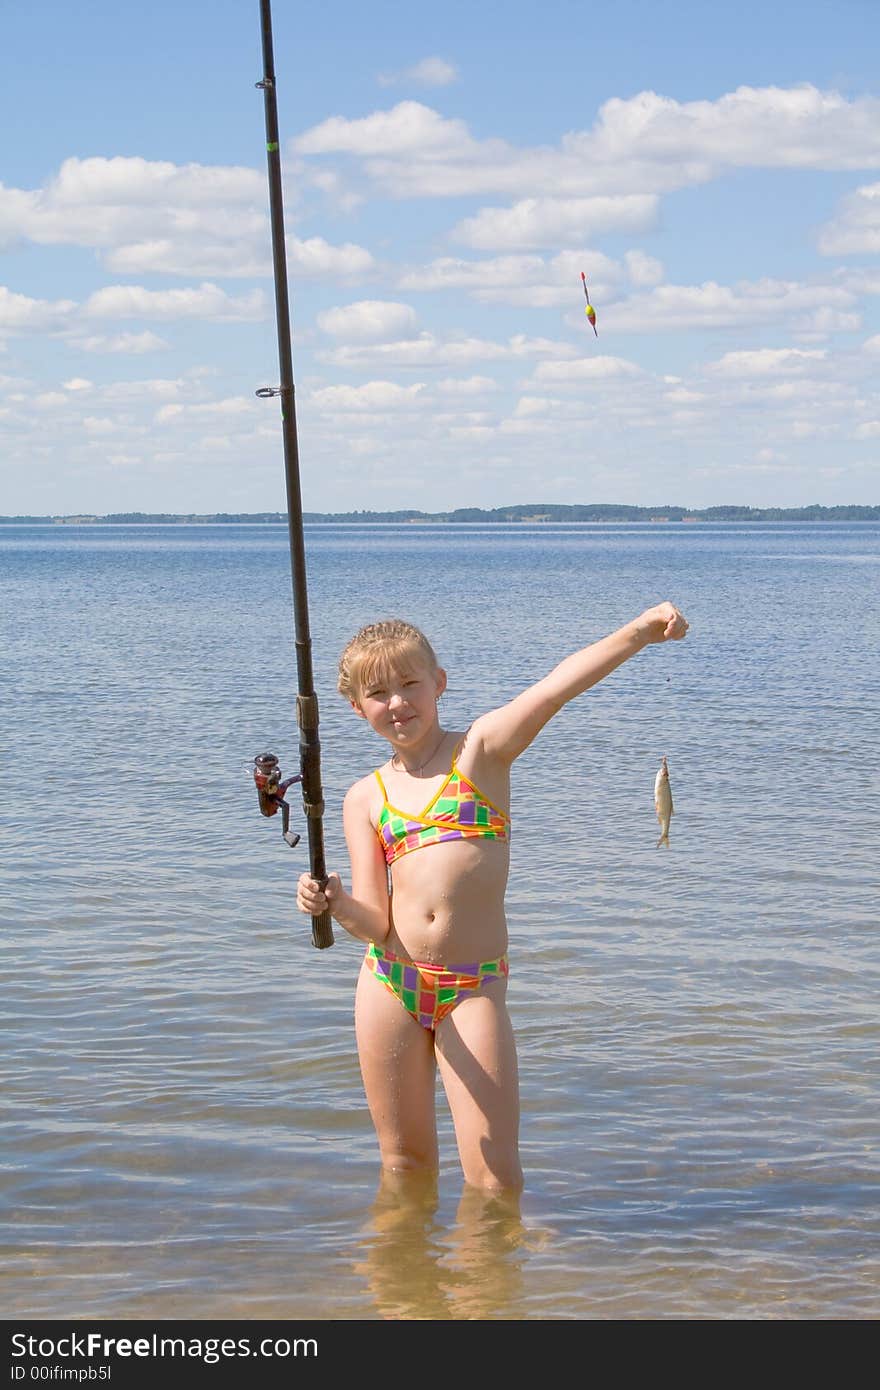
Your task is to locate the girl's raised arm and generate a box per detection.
[474,601,688,764]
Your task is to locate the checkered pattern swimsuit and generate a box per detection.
[373,755,510,866]
[365,944,509,1030]
[367,751,511,1028]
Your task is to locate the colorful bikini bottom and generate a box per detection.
[365,942,509,1031]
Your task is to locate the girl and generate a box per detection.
[297,602,689,1193]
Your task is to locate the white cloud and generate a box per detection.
[453,195,657,250]
[63,378,93,392]
[664,387,706,403]
[285,235,375,278]
[318,332,578,369]
[399,253,546,292]
[512,396,560,416]
[0,156,374,280]
[589,85,880,171]
[296,101,469,158]
[310,381,427,410]
[53,155,262,207]
[804,305,862,334]
[0,186,37,250]
[844,269,880,297]
[434,376,498,395]
[305,169,364,214]
[624,250,665,286]
[83,283,266,321]
[398,250,623,305]
[378,57,458,88]
[0,157,263,249]
[317,300,418,341]
[608,278,860,334]
[818,182,880,255]
[102,231,375,280]
[448,424,495,441]
[75,331,170,354]
[293,86,880,203]
[0,285,76,331]
[854,420,880,439]
[155,397,256,425]
[100,378,188,402]
[709,348,828,377]
[531,356,642,383]
[103,238,268,278]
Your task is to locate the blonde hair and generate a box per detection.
[338,619,439,704]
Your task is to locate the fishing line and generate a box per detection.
[573,274,683,843]
[654,643,682,849]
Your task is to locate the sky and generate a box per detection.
[2,0,880,515]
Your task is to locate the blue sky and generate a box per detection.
[2,0,879,514]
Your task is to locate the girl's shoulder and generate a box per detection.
[345,768,382,804]
[343,768,386,827]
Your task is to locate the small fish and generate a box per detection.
[654,756,673,848]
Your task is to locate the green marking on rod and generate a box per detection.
[267,141,279,152]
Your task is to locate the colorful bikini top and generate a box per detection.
[374,752,511,866]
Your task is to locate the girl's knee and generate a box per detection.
[380,1147,439,1175]
[461,1143,523,1194]
[465,1166,523,1195]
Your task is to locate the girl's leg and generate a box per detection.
[434,982,523,1193]
[357,1170,448,1321]
[354,957,439,1172]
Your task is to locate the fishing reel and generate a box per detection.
[253,752,302,847]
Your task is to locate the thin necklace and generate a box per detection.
[392,729,447,777]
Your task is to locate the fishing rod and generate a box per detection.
[252,0,333,949]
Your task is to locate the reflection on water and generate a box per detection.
[354,1172,546,1320]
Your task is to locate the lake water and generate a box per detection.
[1,521,878,1320]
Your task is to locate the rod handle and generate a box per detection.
[311,909,334,950]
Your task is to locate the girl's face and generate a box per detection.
[353,657,447,747]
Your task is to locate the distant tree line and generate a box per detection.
[2,504,879,524]
[300,503,880,523]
